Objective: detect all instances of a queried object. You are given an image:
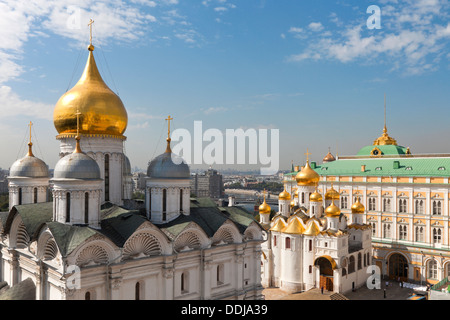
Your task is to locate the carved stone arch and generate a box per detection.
[244,224,263,241]
[123,232,162,260]
[36,228,61,262]
[71,238,117,267]
[9,214,30,249]
[173,224,210,252]
[212,221,242,246]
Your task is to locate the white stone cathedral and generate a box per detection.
[259,159,372,294]
[0,40,264,300]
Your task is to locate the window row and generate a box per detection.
[370,223,444,244]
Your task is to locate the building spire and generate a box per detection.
[373,94,397,146]
[27,121,34,157]
[165,115,173,153]
[305,148,311,163]
[88,19,95,51]
[74,109,83,153]
[384,93,387,134]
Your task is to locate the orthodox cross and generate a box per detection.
[88,19,94,45]
[305,149,311,163]
[166,115,173,138]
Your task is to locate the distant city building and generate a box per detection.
[132,172,147,191]
[190,168,224,199]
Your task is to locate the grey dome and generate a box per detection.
[147,152,190,179]
[9,155,49,178]
[54,152,101,180]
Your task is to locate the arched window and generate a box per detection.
[415,200,424,214]
[217,265,224,285]
[85,291,91,300]
[66,192,71,223]
[181,272,189,293]
[135,282,140,300]
[399,199,407,213]
[357,253,362,270]
[349,256,355,274]
[162,189,167,221]
[104,154,110,202]
[399,225,407,240]
[433,201,442,215]
[84,192,89,224]
[180,189,183,213]
[415,226,424,242]
[273,235,277,247]
[285,237,291,249]
[428,260,438,279]
[433,228,442,244]
[148,188,152,219]
[34,188,38,203]
[18,188,22,205]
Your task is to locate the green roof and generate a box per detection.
[4,202,53,239]
[315,157,450,177]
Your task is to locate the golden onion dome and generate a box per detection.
[259,198,271,215]
[279,188,291,201]
[351,198,365,214]
[325,187,340,200]
[293,188,299,197]
[325,202,341,217]
[295,161,320,186]
[290,200,296,207]
[53,45,128,139]
[310,190,323,202]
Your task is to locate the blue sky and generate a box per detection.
[1,0,450,172]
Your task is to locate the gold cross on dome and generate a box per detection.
[28,121,33,144]
[305,149,311,162]
[88,19,94,45]
[166,115,173,138]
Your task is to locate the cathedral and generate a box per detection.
[259,155,372,294]
[0,36,264,300]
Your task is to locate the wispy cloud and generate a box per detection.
[287,0,450,75]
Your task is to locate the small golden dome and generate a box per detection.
[351,198,365,214]
[269,218,286,232]
[310,191,323,202]
[259,199,271,215]
[373,126,397,146]
[323,151,336,163]
[54,47,128,138]
[290,200,296,207]
[295,161,320,186]
[325,187,340,200]
[282,217,305,235]
[303,220,320,236]
[293,188,299,197]
[325,202,341,217]
[279,188,291,201]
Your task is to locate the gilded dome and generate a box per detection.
[278,188,291,201]
[323,151,336,163]
[282,217,305,235]
[325,202,341,217]
[310,191,323,202]
[259,198,271,215]
[303,219,320,236]
[351,198,365,214]
[53,46,128,138]
[295,161,320,186]
[325,187,340,200]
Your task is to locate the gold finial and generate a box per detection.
[165,115,174,153]
[27,121,34,157]
[88,19,95,51]
[74,109,82,153]
[384,93,387,134]
[305,149,311,163]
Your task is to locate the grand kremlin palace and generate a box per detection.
[284,125,450,286]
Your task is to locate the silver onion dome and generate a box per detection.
[53,152,101,180]
[9,155,49,178]
[147,152,190,179]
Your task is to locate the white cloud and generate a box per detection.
[308,22,324,32]
[288,1,450,75]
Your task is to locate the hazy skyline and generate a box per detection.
[1,0,450,172]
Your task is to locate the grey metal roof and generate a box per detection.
[9,155,49,178]
[147,152,190,179]
[53,152,101,180]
